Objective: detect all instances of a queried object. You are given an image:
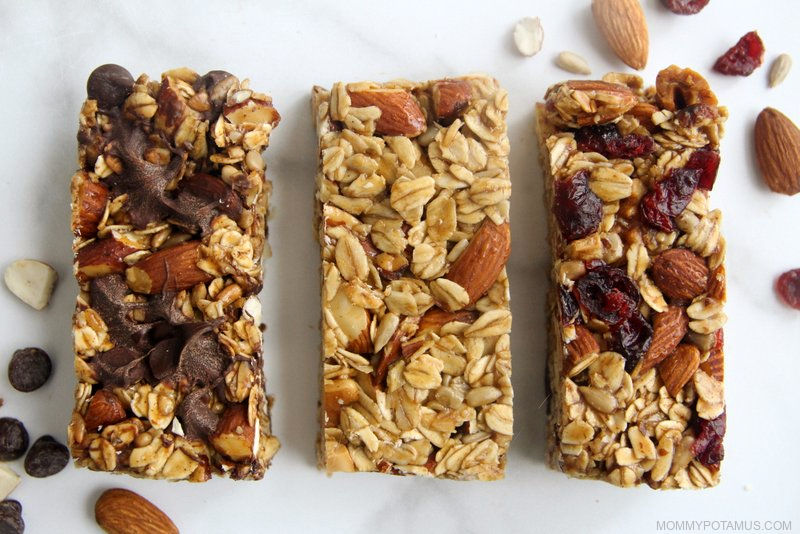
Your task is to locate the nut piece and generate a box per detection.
[84,390,127,430]
[637,306,688,373]
[655,65,717,112]
[444,219,510,307]
[651,248,709,300]
[224,98,280,127]
[513,16,544,57]
[3,259,58,310]
[565,325,600,372]
[556,51,592,75]
[348,88,425,137]
[72,175,109,238]
[95,488,179,534]
[658,344,701,396]
[324,378,360,427]
[0,464,20,501]
[769,53,792,88]
[592,0,649,70]
[125,241,212,294]
[754,107,800,195]
[545,80,638,127]
[76,239,138,281]
[431,79,473,123]
[418,307,479,333]
[210,403,255,462]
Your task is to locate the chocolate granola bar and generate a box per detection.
[68,65,280,481]
[312,76,513,479]
[537,66,727,489]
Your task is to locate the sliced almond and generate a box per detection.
[592,0,649,70]
[328,287,371,354]
[4,259,58,310]
[125,241,211,294]
[348,88,426,137]
[210,403,255,461]
[443,219,510,307]
[323,378,360,427]
[513,16,544,57]
[754,107,800,195]
[95,488,178,534]
[658,344,701,397]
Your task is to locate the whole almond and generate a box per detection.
[754,107,800,195]
[592,0,649,70]
[651,248,709,300]
[658,344,701,397]
[565,324,600,373]
[84,390,126,430]
[636,306,688,374]
[431,79,473,123]
[95,488,178,534]
[76,238,138,282]
[444,219,511,306]
[348,88,426,137]
[125,241,212,294]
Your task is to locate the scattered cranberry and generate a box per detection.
[641,168,700,232]
[610,312,653,371]
[554,170,602,242]
[692,411,726,467]
[776,269,800,309]
[662,0,709,14]
[573,265,640,326]
[575,123,654,159]
[686,148,721,190]
[558,286,579,325]
[713,31,765,76]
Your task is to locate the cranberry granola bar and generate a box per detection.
[537,66,727,489]
[68,65,280,481]
[312,76,513,479]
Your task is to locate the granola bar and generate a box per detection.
[312,76,513,479]
[537,66,727,489]
[68,65,280,481]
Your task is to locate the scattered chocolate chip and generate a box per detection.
[23,436,69,478]
[0,500,24,534]
[86,64,134,110]
[8,348,52,392]
[0,418,29,461]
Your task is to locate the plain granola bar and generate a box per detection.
[312,76,513,479]
[537,66,727,489]
[68,65,280,481]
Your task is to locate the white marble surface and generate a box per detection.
[1,0,799,532]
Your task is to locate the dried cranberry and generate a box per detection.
[573,265,640,325]
[553,170,602,241]
[610,312,653,371]
[713,31,765,76]
[686,148,721,190]
[641,168,700,231]
[662,0,709,14]
[575,123,654,159]
[692,411,726,467]
[558,286,579,325]
[776,269,800,309]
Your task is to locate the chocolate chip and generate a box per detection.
[0,418,28,461]
[8,348,51,392]
[0,500,24,534]
[23,436,69,478]
[87,64,134,110]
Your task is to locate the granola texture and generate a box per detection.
[537,67,727,489]
[312,75,513,479]
[68,65,280,481]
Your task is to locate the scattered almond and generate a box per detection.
[659,344,701,397]
[95,488,179,534]
[210,404,255,462]
[444,219,510,307]
[125,241,212,294]
[3,259,58,310]
[651,248,709,300]
[591,0,649,70]
[754,107,800,195]
[348,88,425,137]
[769,53,792,88]
[555,51,591,75]
[513,16,544,57]
[0,464,20,500]
[636,306,688,374]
